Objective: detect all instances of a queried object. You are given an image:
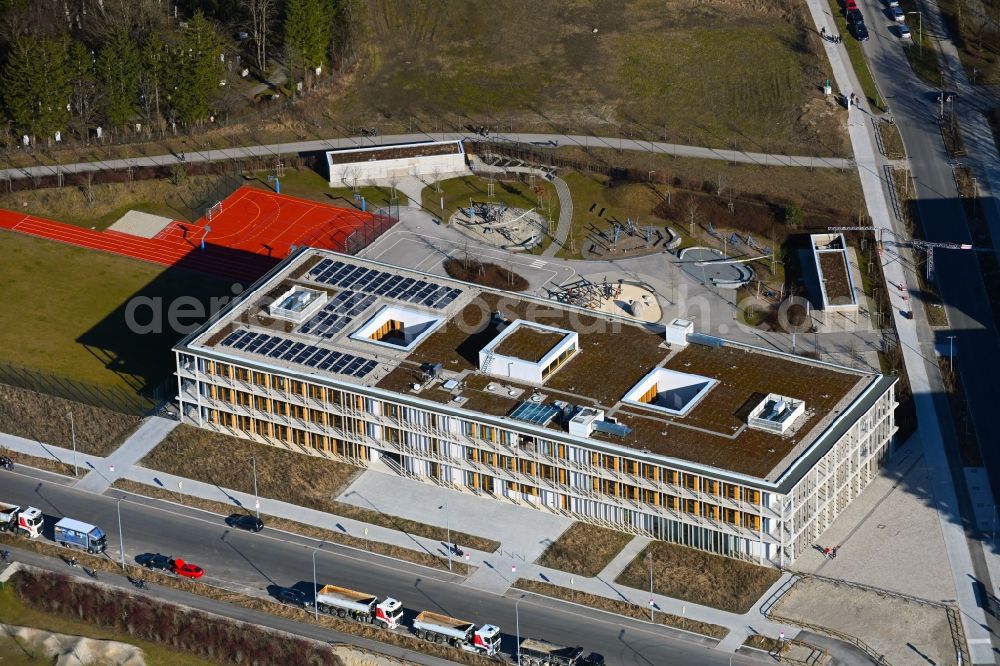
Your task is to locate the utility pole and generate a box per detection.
[948,335,957,373]
[648,551,655,622]
[117,498,126,570]
[440,504,451,571]
[251,455,259,518]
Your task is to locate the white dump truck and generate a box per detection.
[0,502,43,539]
[411,610,501,655]
[314,584,403,628]
[519,638,593,666]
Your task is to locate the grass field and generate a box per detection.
[535,523,635,577]
[244,167,409,208]
[331,0,843,156]
[142,425,501,552]
[0,232,235,394]
[615,541,781,614]
[0,175,237,230]
[0,584,213,666]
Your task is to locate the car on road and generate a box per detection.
[934,91,958,103]
[845,0,858,9]
[847,7,863,23]
[135,553,172,572]
[897,24,912,39]
[277,588,313,608]
[852,20,870,40]
[891,6,905,20]
[0,455,13,470]
[886,0,900,6]
[171,558,204,579]
[225,513,264,532]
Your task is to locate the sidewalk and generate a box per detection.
[74,416,178,493]
[595,535,652,581]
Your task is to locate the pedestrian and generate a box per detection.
[832,545,839,558]
[821,26,827,39]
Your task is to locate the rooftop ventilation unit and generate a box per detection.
[664,318,693,348]
[747,393,806,434]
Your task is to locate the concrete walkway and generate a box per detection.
[805,0,994,660]
[0,132,854,183]
[595,535,652,581]
[73,416,178,493]
[541,174,574,257]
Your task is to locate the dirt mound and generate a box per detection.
[1,624,146,665]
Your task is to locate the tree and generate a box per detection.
[242,0,274,72]
[137,32,167,129]
[167,11,223,124]
[1,34,72,143]
[784,202,804,228]
[96,26,140,128]
[283,0,333,87]
[68,40,101,140]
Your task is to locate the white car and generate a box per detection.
[898,24,912,39]
[887,0,900,6]
[891,6,905,20]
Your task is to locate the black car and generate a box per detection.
[277,588,313,608]
[0,455,13,470]
[852,21,870,40]
[135,553,172,571]
[225,514,264,532]
[583,654,606,666]
[846,7,863,23]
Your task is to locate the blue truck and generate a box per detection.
[53,517,107,553]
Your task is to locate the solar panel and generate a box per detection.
[246,334,268,352]
[259,336,280,355]
[509,402,561,426]
[234,334,253,350]
[281,342,305,360]
[293,347,314,363]
[221,330,243,346]
[269,339,293,357]
[331,356,350,373]
[310,258,333,277]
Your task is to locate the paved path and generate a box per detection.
[542,174,574,257]
[807,0,995,660]
[595,535,652,582]
[74,416,178,493]
[0,132,853,183]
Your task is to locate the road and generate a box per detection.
[0,468,762,666]
[0,132,853,183]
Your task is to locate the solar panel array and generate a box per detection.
[219,329,378,378]
[298,290,377,337]
[308,258,462,309]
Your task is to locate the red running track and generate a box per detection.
[0,186,375,285]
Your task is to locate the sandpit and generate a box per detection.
[552,278,662,322]
[107,209,175,238]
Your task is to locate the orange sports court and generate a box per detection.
[0,186,395,284]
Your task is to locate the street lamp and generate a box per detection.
[68,411,77,477]
[947,334,957,373]
[439,504,451,571]
[250,455,259,518]
[515,598,523,665]
[647,551,655,622]
[116,498,126,570]
[907,12,923,57]
[311,545,323,621]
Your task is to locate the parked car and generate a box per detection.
[136,553,172,572]
[847,8,864,24]
[898,24,912,39]
[891,6,905,20]
[225,513,264,532]
[845,0,858,10]
[277,588,313,608]
[852,21,870,40]
[887,0,900,6]
[171,558,204,579]
[0,456,13,471]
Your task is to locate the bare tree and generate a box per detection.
[686,197,700,236]
[242,0,274,73]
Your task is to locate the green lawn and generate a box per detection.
[826,0,886,110]
[0,232,234,394]
[0,585,214,666]
[245,168,408,209]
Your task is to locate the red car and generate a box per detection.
[170,558,204,579]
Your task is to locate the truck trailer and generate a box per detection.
[314,584,403,628]
[519,638,586,666]
[0,502,43,539]
[53,517,107,553]
[411,610,501,655]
